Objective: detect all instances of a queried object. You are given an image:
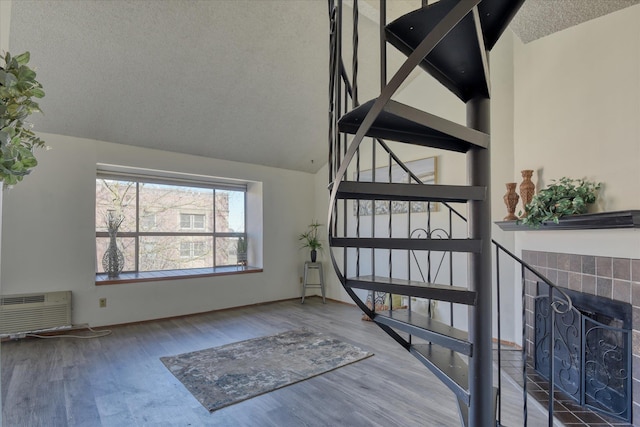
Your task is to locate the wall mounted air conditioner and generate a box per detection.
[0,291,72,336]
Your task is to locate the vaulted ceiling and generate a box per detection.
[5,0,639,173]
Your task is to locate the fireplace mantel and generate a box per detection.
[496,210,640,231]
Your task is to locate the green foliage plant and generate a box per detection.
[518,177,601,228]
[237,236,248,253]
[298,221,323,251]
[0,51,46,186]
[236,236,248,266]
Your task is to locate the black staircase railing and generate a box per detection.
[493,240,574,427]
[324,1,582,426]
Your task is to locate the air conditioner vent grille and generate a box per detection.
[0,291,71,335]
[1,295,46,306]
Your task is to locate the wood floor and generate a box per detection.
[1,298,548,427]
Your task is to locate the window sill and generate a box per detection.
[96,266,263,285]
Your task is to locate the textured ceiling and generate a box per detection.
[8,0,329,173]
[6,1,639,174]
[510,0,640,43]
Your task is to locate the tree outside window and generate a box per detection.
[96,176,246,274]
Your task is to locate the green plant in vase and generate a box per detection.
[236,236,248,266]
[0,51,46,186]
[298,221,323,262]
[518,177,601,228]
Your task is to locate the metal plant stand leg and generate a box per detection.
[301,262,326,304]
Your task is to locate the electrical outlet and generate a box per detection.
[99,298,107,308]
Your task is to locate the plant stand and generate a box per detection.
[301,261,325,304]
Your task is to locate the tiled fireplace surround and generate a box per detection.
[522,250,640,425]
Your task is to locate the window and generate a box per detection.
[140,212,157,230]
[179,241,207,258]
[180,213,205,230]
[96,172,247,277]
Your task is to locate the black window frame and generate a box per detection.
[95,171,247,277]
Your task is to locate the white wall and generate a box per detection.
[514,5,640,211]
[510,5,640,344]
[513,4,640,258]
[1,133,315,327]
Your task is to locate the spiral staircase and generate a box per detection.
[327,1,525,426]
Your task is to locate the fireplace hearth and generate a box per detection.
[535,282,632,422]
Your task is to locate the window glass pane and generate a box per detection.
[215,190,245,232]
[139,236,213,271]
[96,179,137,232]
[139,183,213,233]
[96,237,136,273]
[140,213,156,231]
[179,213,191,229]
[216,237,246,266]
[192,214,205,230]
[179,241,191,258]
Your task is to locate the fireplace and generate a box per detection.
[534,282,632,422]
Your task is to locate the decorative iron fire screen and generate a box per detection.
[535,282,632,422]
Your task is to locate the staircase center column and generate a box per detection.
[466,95,492,427]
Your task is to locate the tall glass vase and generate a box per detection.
[101,210,124,277]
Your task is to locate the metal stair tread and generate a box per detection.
[373,309,471,355]
[385,0,525,102]
[385,0,488,103]
[346,275,476,305]
[334,181,485,203]
[338,99,488,152]
[411,343,469,405]
[330,237,481,253]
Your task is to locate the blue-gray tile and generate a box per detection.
[596,256,612,278]
[632,259,640,282]
[582,255,595,275]
[558,253,571,271]
[596,277,612,299]
[568,272,582,292]
[583,275,596,295]
[547,252,558,269]
[613,280,632,304]
[557,271,569,287]
[613,258,631,281]
[569,254,581,272]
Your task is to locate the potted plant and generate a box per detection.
[518,177,601,228]
[298,221,323,262]
[236,236,248,266]
[0,51,46,186]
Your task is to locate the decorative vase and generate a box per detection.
[503,182,519,221]
[519,170,535,218]
[310,249,317,263]
[101,210,124,277]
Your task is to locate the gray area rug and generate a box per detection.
[160,328,373,412]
